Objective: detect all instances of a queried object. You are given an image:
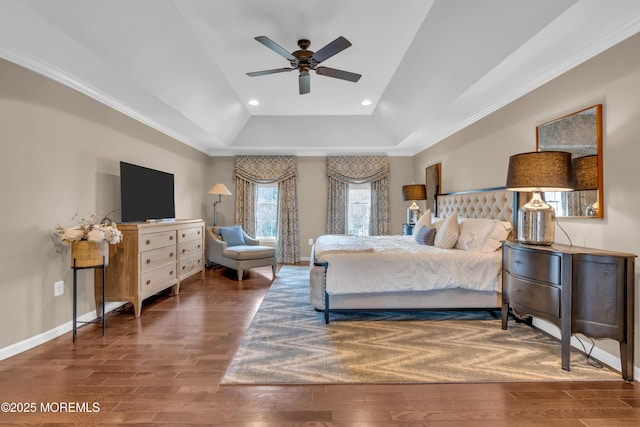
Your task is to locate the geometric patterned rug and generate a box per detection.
[221,266,622,384]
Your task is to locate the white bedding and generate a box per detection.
[314,234,502,295]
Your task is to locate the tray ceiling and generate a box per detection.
[1,0,640,156]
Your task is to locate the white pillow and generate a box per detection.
[413,209,431,235]
[434,212,459,249]
[455,218,513,252]
[432,216,446,232]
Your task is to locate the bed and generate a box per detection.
[310,187,516,323]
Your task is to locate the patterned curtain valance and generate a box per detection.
[326,155,390,184]
[234,155,297,183]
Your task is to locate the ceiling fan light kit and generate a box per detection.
[247,36,361,95]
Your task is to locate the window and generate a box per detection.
[542,192,564,216]
[256,183,278,239]
[347,183,371,236]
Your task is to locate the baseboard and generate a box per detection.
[532,318,638,380]
[0,302,125,361]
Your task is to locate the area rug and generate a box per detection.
[222,266,621,384]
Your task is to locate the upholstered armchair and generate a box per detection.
[205,225,277,280]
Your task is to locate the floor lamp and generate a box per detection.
[208,183,232,226]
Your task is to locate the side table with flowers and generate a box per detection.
[55,213,123,342]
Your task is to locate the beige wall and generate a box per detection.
[0,59,209,352]
[414,33,640,372]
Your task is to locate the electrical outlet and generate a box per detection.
[308,238,314,245]
[54,280,64,297]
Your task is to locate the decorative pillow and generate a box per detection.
[413,209,431,236]
[432,216,446,232]
[218,225,246,246]
[455,218,513,252]
[479,220,512,252]
[434,212,459,249]
[414,226,436,246]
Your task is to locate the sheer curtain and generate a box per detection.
[233,156,300,264]
[326,156,390,235]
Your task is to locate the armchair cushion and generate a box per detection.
[223,245,276,260]
[218,225,245,246]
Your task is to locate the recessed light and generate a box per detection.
[248,99,260,106]
[361,99,372,106]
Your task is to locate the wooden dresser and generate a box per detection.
[502,241,635,380]
[95,219,205,317]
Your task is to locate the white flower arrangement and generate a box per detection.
[55,212,123,245]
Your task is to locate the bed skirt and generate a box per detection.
[311,263,502,323]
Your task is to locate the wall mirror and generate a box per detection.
[425,162,441,213]
[536,104,603,218]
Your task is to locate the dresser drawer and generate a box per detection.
[504,246,561,285]
[504,273,560,318]
[179,238,203,259]
[142,262,177,296]
[180,254,203,277]
[97,220,204,319]
[140,230,176,251]
[141,245,176,272]
[178,226,203,243]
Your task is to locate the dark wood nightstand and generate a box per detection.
[502,241,636,381]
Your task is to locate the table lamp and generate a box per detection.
[402,184,427,225]
[573,154,598,216]
[506,151,573,245]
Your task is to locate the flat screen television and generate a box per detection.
[120,161,175,223]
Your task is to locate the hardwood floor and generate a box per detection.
[0,264,638,426]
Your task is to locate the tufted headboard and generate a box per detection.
[435,187,516,224]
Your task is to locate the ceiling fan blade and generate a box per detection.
[254,36,296,61]
[316,66,361,82]
[299,71,310,94]
[246,68,294,77]
[310,36,352,64]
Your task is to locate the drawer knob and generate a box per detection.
[146,279,151,285]
[182,233,186,238]
[146,239,151,245]
[182,249,186,253]
[182,265,186,270]
[170,235,174,240]
[146,259,151,264]
[170,271,174,276]
[197,244,201,249]
[514,259,524,266]
[170,253,174,258]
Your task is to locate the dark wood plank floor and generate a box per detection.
[0,264,638,426]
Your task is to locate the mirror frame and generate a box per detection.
[536,104,603,218]
[425,162,441,214]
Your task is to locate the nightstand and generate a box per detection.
[502,241,636,381]
[402,224,414,235]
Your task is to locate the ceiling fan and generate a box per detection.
[246,36,361,95]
